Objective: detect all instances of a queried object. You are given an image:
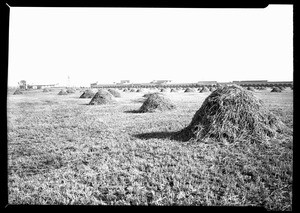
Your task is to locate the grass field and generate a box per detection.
[7,88,293,210]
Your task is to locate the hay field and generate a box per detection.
[7,88,293,210]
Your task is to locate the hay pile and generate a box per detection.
[209,87,216,92]
[160,88,167,92]
[58,89,68,95]
[108,89,121,97]
[271,87,282,92]
[66,88,76,93]
[130,88,136,92]
[123,88,128,92]
[139,93,176,113]
[179,85,285,143]
[170,88,177,92]
[247,87,255,91]
[13,89,23,95]
[200,87,210,93]
[89,90,116,105]
[43,88,51,92]
[80,89,95,98]
[184,88,195,93]
[136,89,143,93]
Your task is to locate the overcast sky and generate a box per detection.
[8,5,293,87]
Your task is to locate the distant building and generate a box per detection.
[27,83,57,89]
[150,80,172,85]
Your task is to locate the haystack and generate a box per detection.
[66,88,76,93]
[89,90,116,105]
[58,89,68,95]
[136,89,143,93]
[200,87,210,93]
[80,89,95,98]
[108,89,121,97]
[160,88,167,92]
[271,87,282,92]
[130,88,136,92]
[170,88,177,92]
[184,88,195,93]
[178,85,285,143]
[209,87,216,92]
[247,87,255,92]
[139,93,176,113]
[13,89,23,95]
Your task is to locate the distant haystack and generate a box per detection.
[13,89,23,95]
[271,87,282,93]
[139,93,176,113]
[43,88,51,92]
[200,86,210,93]
[80,90,95,98]
[123,88,128,92]
[184,88,195,93]
[160,88,167,92]
[89,90,116,105]
[108,89,121,97]
[170,88,177,92]
[143,92,162,98]
[247,87,255,92]
[58,89,68,95]
[178,85,285,143]
[130,88,136,92]
[66,88,76,93]
[136,88,144,93]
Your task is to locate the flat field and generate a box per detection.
[7,88,293,210]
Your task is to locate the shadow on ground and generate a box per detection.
[133,129,191,142]
[124,110,141,113]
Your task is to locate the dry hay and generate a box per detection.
[209,87,216,92]
[170,88,177,92]
[138,93,176,113]
[123,88,128,92]
[108,88,121,97]
[160,88,167,92]
[271,87,282,92]
[42,88,50,92]
[247,87,255,91]
[178,85,285,143]
[66,88,76,93]
[136,89,144,93]
[200,86,210,93]
[89,90,116,105]
[13,89,23,95]
[58,89,68,95]
[130,88,136,92]
[184,88,195,93]
[79,90,95,98]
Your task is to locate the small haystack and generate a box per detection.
[271,87,282,93]
[139,93,176,113]
[170,88,177,92]
[80,90,95,98]
[43,88,51,92]
[247,87,255,92]
[89,90,116,105]
[130,88,136,92]
[108,89,121,97]
[184,88,195,93]
[200,87,210,93]
[178,85,285,143]
[136,89,144,93]
[160,88,167,92]
[58,89,68,95]
[13,89,23,95]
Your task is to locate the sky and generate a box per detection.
[8,5,293,87]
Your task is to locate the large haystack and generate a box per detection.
[108,89,121,97]
[58,89,68,95]
[139,93,176,113]
[271,87,282,93]
[89,90,116,105]
[179,85,285,143]
[80,90,95,98]
[13,89,23,95]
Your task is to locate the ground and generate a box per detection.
[7,88,293,210]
